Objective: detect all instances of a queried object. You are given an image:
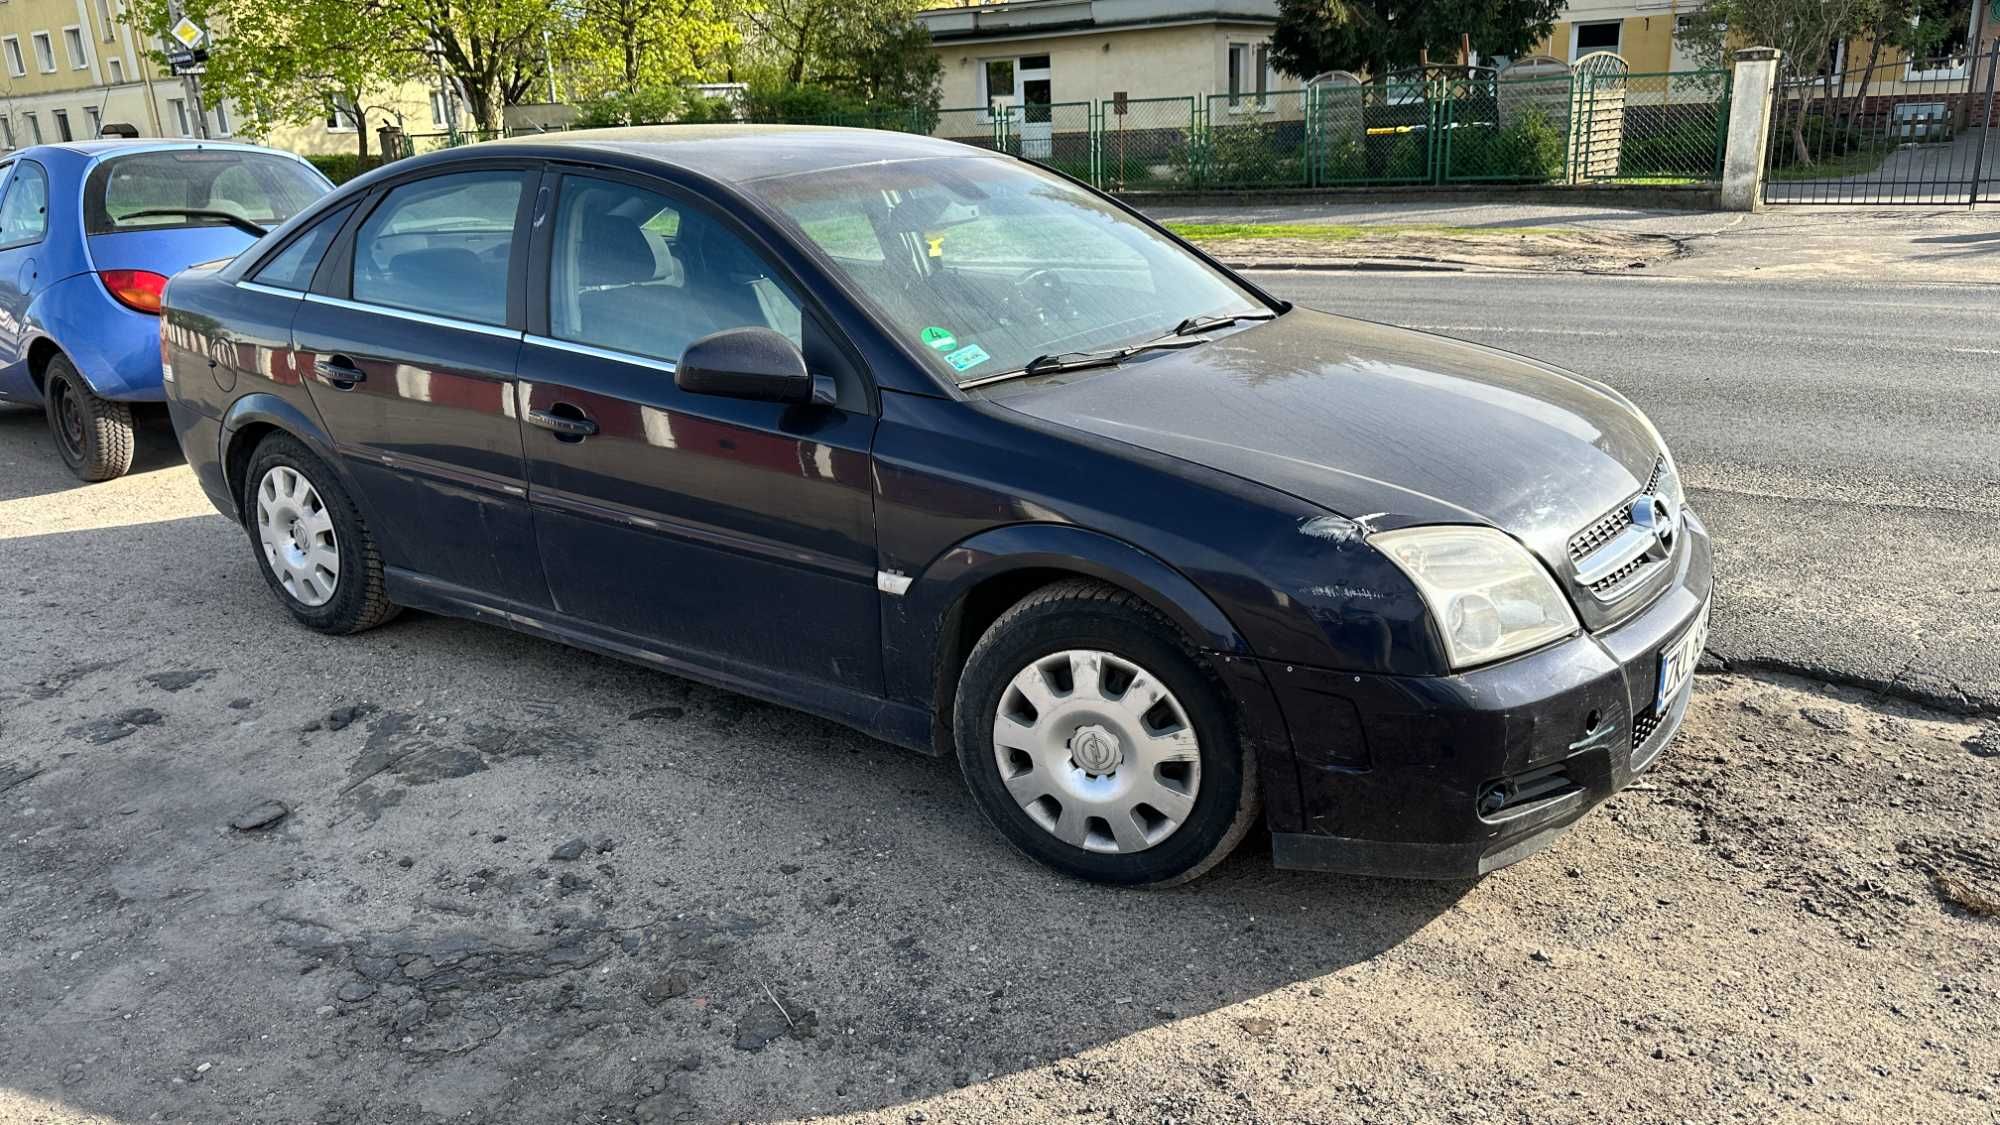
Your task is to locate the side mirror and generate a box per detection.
[677,327,815,404]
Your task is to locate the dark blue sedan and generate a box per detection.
[159,127,1711,886]
[0,140,328,479]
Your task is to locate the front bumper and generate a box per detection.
[1266,511,1713,880]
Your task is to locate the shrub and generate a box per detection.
[740,82,871,124]
[573,87,685,128]
[305,153,388,185]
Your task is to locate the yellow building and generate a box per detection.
[0,0,456,157]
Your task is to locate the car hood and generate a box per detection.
[989,307,1664,569]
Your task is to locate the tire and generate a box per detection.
[953,579,1260,887]
[241,433,399,635]
[43,355,134,482]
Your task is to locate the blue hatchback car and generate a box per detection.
[0,140,329,479]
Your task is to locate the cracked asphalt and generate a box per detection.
[1249,269,2000,716]
[1,258,1998,1124]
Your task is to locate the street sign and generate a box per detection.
[168,16,206,51]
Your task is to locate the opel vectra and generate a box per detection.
[160,126,1711,886]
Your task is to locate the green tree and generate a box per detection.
[739,0,940,109]
[396,0,562,134]
[561,0,739,102]
[127,0,424,158]
[1674,0,1870,165]
[1270,0,1567,81]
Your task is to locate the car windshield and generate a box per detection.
[743,154,1267,383]
[84,150,329,236]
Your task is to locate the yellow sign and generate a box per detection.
[169,17,206,50]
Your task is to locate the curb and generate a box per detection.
[1217,258,1469,273]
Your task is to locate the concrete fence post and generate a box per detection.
[1721,47,1781,211]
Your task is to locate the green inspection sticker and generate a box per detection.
[945,344,990,372]
[920,326,958,351]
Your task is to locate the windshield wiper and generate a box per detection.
[1171,309,1277,337]
[963,333,1213,388]
[118,208,268,236]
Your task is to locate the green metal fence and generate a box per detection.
[394,68,1731,192]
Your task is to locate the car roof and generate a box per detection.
[13,138,305,160]
[489,124,1003,184]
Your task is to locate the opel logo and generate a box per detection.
[1630,492,1679,553]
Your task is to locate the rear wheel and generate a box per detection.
[953,580,1260,886]
[43,356,134,481]
[242,434,398,634]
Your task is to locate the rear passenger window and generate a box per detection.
[0,160,49,249]
[251,203,354,291]
[352,170,524,326]
[548,175,802,365]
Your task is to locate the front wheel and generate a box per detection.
[953,580,1260,887]
[241,433,399,634]
[43,356,134,481]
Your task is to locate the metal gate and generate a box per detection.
[1764,42,2000,205]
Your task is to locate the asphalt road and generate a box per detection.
[1248,269,2000,713]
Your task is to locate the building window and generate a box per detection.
[168,97,189,136]
[52,109,71,141]
[1570,20,1621,60]
[3,37,25,77]
[94,0,114,41]
[325,92,357,132]
[1905,9,1975,80]
[107,56,122,82]
[62,25,86,68]
[430,87,453,126]
[1227,42,1274,109]
[211,102,229,135]
[32,31,55,73]
[24,112,41,144]
[0,116,12,150]
[977,54,1050,121]
[85,105,101,135]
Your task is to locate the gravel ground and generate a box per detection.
[2,407,1997,1124]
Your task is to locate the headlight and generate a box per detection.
[1369,526,1579,670]
[1654,452,1685,508]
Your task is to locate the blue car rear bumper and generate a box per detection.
[0,273,168,405]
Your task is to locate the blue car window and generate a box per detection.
[84,150,327,235]
[547,175,802,365]
[251,203,354,291]
[351,170,523,327]
[0,160,48,249]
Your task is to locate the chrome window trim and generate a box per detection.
[524,333,679,374]
[302,292,523,340]
[237,280,304,300]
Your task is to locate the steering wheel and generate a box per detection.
[1009,267,1078,326]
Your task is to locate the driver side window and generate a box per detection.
[548,175,802,366]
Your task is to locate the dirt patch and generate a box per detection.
[1,434,1995,1124]
[1191,228,1683,273]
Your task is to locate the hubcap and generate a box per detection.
[992,649,1201,855]
[255,466,340,607]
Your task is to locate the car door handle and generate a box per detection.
[527,407,598,438]
[311,358,366,387]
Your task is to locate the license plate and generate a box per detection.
[1654,604,1709,716]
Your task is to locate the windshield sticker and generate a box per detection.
[945,344,990,372]
[926,235,945,258]
[920,326,958,351]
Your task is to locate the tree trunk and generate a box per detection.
[463,80,501,134]
[1844,36,1881,132]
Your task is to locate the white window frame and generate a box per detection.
[1904,7,1978,81]
[31,31,56,74]
[61,24,87,69]
[1569,19,1622,61]
[1226,40,1276,112]
[23,112,41,144]
[52,108,71,142]
[211,101,229,135]
[168,96,189,136]
[4,36,26,77]
[0,116,12,150]
[976,54,1050,123]
[85,105,101,135]
[106,55,122,83]
[325,92,358,133]
[93,0,114,42]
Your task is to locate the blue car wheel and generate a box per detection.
[43,355,134,481]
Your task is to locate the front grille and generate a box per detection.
[1567,458,1664,563]
[1588,554,1649,598]
[1567,458,1670,602]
